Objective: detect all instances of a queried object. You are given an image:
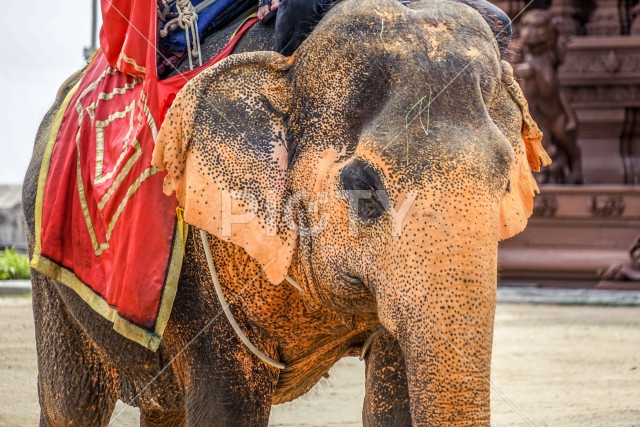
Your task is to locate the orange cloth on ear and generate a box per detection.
[521,98,550,174]
[498,63,551,241]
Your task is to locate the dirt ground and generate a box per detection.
[1,296,639,427]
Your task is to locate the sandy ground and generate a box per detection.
[1,296,639,426]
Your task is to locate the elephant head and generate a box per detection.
[153,0,549,424]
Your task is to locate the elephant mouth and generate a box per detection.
[340,273,366,287]
[334,272,377,314]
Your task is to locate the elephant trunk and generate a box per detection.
[377,201,499,425]
[396,288,494,426]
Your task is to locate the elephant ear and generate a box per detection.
[152,52,296,285]
[492,61,551,240]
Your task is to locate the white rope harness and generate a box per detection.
[160,0,203,70]
[200,230,384,368]
[172,0,386,365]
[200,230,286,369]
[167,0,281,370]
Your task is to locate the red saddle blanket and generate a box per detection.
[31,11,258,351]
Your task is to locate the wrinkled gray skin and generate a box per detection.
[24,1,518,425]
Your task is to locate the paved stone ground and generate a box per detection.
[0,281,31,296]
[497,286,640,306]
[1,296,639,426]
[4,280,640,303]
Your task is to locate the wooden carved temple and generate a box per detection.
[493,0,640,289]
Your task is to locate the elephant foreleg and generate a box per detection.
[32,275,118,427]
[164,249,279,426]
[172,328,277,426]
[362,331,411,427]
[140,408,186,427]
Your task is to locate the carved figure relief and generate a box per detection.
[532,194,558,217]
[548,0,580,36]
[632,3,640,35]
[515,10,584,184]
[600,235,640,281]
[587,0,622,35]
[588,195,626,217]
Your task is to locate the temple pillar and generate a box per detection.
[559,36,640,184]
[493,0,640,289]
[548,0,579,36]
[586,0,622,35]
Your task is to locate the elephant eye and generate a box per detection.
[339,159,388,221]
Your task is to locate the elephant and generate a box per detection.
[23,0,549,425]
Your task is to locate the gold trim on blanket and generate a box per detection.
[31,67,184,352]
[31,223,183,352]
[103,165,158,244]
[117,52,147,74]
[33,78,83,257]
[140,90,159,139]
[71,70,158,256]
[94,95,137,186]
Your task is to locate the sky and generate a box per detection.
[0,1,96,184]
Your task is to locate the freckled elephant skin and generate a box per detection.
[24,0,547,425]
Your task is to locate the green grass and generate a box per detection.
[0,248,30,280]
